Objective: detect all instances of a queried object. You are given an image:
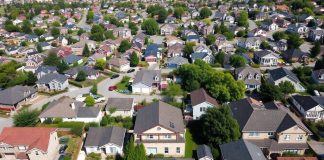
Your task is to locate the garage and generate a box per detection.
[146,147,157,155]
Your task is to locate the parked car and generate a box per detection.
[127,69,135,73]
[109,85,117,91]
[59,145,67,154]
[111,74,120,79]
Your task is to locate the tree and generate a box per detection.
[128,22,139,35]
[157,8,168,23]
[33,28,45,36]
[200,7,212,19]
[260,41,270,49]
[310,42,320,58]
[43,53,61,66]
[133,144,147,160]
[13,109,39,127]
[94,59,106,70]
[237,11,249,27]
[174,7,185,19]
[124,136,135,160]
[141,18,159,35]
[77,29,85,36]
[90,84,97,95]
[76,70,86,81]
[86,153,100,160]
[223,31,235,40]
[272,31,287,41]
[36,43,43,53]
[215,52,225,66]
[229,55,246,68]
[118,40,131,52]
[130,52,139,67]
[287,33,304,49]
[200,107,241,148]
[86,10,94,23]
[206,34,216,46]
[259,82,283,101]
[307,19,316,27]
[25,72,37,86]
[183,42,196,57]
[85,96,95,106]
[51,27,60,38]
[82,44,90,56]
[314,58,324,70]
[22,20,32,34]
[279,81,295,95]
[57,61,69,74]
[163,83,183,100]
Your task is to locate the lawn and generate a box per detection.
[69,75,108,87]
[0,110,10,118]
[116,76,131,90]
[185,129,198,158]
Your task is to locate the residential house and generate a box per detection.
[166,56,189,68]
[220,139,267,160]
[144,43,162,62]
[274,18,290,28]
[254,50,279,66]
[255,12,268,21]
[312,69,324,84]
[36,73,68,92]
[165,35,184,47]
[237,37,262,50]
[282,49,309,63]
[5,46,21,55]
[268,67,305,92]
[35,65,58,79]
[50,46,72,58]
[133,101,185,156]
[70,40,96,55]
[269,40,288,52]
[248,28,267,37]
[84,127,126,155]
[287,23,308,34]
[105,98,134,117]
[0,85,37,110]
[0,127,59,160]
[24,55,43,73]
[200,25,214,36]
[308,29,324,42]
[115,11,129,23]
[229,98,312,157]
[132,70,161,94]
[107,58,130,72]
[191,44,214,64]
[64,66,100,80]
[165,16,177,24]
[167,43,184,57]
[160,24,177,36]
[88,53,106,65]
[39,42,52,51]
[39,96,102,123]
[225,15,235,24]
[190,88,218,120]
[291,95,324,122]
[235,66,261,91]
[297,14,314,23]
[197,145,213,160]
[213,12,226,21]
[261,21,279,31]
[113,27,131,39]
[63,54,83,66]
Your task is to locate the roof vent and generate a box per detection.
[169,122,175,128]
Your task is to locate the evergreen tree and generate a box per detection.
[76,70,87,81]
[130,52,139,67]
[83,44,90,57]
[57,61,69,74]
[134,144,147,160]
[25,72,37,86]
[311,41,321,58]
[90,84,97,95]
[125,136,135,160]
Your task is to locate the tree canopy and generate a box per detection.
[229,54,246,68]
[130,52,139,67]
[76,70,87,82]
[206,34,216,46]
[85,96,95,106]
[141,18,159,35]
[200,7,212,19]
[94,59,106,70]
[287,32,304,49]
[279,81,295,95]
[118,40,131,53]
[310,42,320,58]
[13,109,39,127]
[237,11,249,27]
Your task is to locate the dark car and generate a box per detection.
[127,69,135,73]
[110,74,120,79]
[108,85,117,91]
[59,145,68,154]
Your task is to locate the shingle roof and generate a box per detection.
[35,65,57,75]
[0,85,36,105]
[291,95,324,111]
[167,56,189,65]
[65,66,99,76]
[134,101,184,133]
[254,50,278,58]
[63,54,82,64]
[269,67,300,83]
[133,70,161,87]
[107,58,129,67]
[84,127,126,147]
[105,98,134,111]
[190,88,219,107]
[36,73,67,84]
[196,145,213,159]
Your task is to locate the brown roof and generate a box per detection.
[0,127,56,152]
[107,58,129,67]
[190,88,219,107]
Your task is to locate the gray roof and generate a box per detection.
[167,56,189,66]
[35,65,57,75]
[133,70,161,87]
[0,86,37,105]
[254,50,278,58]
[269,67,300,83]
[84,127,126,147]
[63,55,82,64]
[36,73,67,84]
[191,52,209,60]
[196,145,213,159]
[134,101,185,133]
[235,66,261,85]
[220,139,267,160]
[105,98,134,111]
[65,66,99,76]
[291,95,324,111]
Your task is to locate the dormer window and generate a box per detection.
[154,75,159,81]
[319,74,324,80]
[157,127,161,131]
[255,74,260,80]
[238,74,242,79]
[248,74,252,79]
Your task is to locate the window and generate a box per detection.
[268,132,274,136]
[35,151,39,155]
[200,107,206,112]
[284,135,290,140]
[18,146,26,150]
[249,132,260,137]
[256,74,260,80]
[296,135,303,141]
[238,74,242,79]
[157,127,161,131]
[164,134,171,139]
[176,147,181,153]
[164,147,169,154]
[147,135,154,139]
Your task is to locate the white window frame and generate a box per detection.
[284,134,290,141]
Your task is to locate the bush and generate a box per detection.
[58,122,85,137]
[43,118,53,124]
[85,122,99,131]
[13,109,40,127]
[84,96,95,106]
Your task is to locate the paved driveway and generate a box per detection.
[0,118,13,132]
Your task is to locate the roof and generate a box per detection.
[0,85,37,105]
[191,52,209,60]
[107,58,129,67]
[196,145,213,159]
[283,49,308,60]
[65,66,99,76]
[35,65,57,75]
[190,88,218,107]
[105,98,134,111]
[254,50,278,58]
[276,157,318,160]
[220,139,267,160]
[133,70,161,87]
[144,43,161,57]
[167,56,189,65]
[63,54,82,64]
[0,127,56,152]
[36,73,67,84]
[84,127,126,147]
[269,67,300,83]
[134,101,185,133]
[291,95,324,111]
[235,66,261,85]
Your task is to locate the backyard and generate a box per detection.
[185,129,198,158]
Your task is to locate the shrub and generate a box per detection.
[13,109,40,127]
[58,122,85,137]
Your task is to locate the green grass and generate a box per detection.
[0,110,10,118]
[116,76,131,90]
[69,75,108,88]
[185,129,197,158]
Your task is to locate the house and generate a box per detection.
[64,66,100,80]
[229,98,312,157]
[107,58,130,72]
[213,12,226,21]
[0,85,37,110]
[63,54,83,66]
[237,37,261,50]
[70,40,96,55]
[196,145,213,160]
[132,70,161,94]
[282,49,309,63]
[36,73,68,92]
[166,56,189,68]
[88,53,106,65]
[35,65,58,79]
[225,15,235,24]
[220,139,267,160]
[274,18,291,28]
[298,14,314,23]
[39,96,102,123]
[235,66,261,91]
[0,127,59,160]
[113,27,131,39]
[24,55,43,73]
[308,29,324,42]
[269,39,288,52]
[190,88,218,120]
[160,24,177,35]
[254,50,278,66]
[144,43,162,62]
[49,46,73,58]
[167,43,184,57]
[115,11,129,23]
[84,127,126,155]
[165,35,184,47]
[287,23,308,34]
[39,42,52,51]
[133,101,185,156]
[105,98,134,117]
[261,21,279,31]
[291,95,324,122]
[312,69,324,84]
[5,46,21,55]
[191,44,214,64]
[268,67,305,92]
[248,28,267,37]
[255,12,268,21]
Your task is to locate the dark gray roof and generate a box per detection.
[35,65,57,75]
[283,49,308,61]
[196,145,213,159]
[235,66,261,85]
[269,67,300,83]
[65,66,99,76]
[191,52,209,60]
[0,86,37,105]
[36,73,67,84]
[134,101,185,133]
[77,107,101,118]
[84,127,126,147]
[105,98,134,111]
[254,50,277,58]
[220,139,267,160]
[291,95,324,111]
[167,56,189,66]
[133,70,161,87]
[63,54,82,64]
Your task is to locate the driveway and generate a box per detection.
[248,20,257,30]
[77,10,91,32]
[0,118,13,132]
[308,140,324,157]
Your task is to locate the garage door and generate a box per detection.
[147,147,157,155]
[141,88,150,94]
